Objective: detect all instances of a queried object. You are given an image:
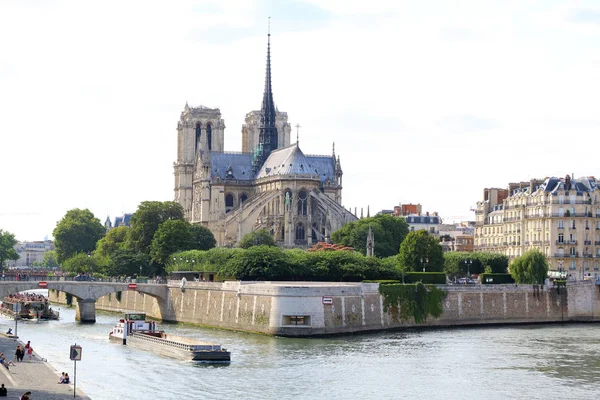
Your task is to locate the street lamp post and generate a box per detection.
[139,265,142,278]
[465,259,473,277]
[420,257,429,273]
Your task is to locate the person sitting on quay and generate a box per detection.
[0,383,7,397]
[60,373,70,384]
[5,328,11,336]
[57,372,65,384]
[20,391,31,400]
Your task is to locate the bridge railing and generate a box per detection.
[0,276,165,284]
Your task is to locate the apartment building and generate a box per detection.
[475,175,600,280]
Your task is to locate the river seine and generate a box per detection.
[4,302,600,400]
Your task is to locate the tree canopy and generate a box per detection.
[443,251,508,277]
[190,224,216,251]
[510,249,549,284]
[238,229,277,249]
[53,209,105,263]
[330,214,409,257]
[95,226,129,258]
[61,252,99,274]
[398,229,444,272]
[42,250,59,269]
[0,230,19,271]
[150,219,194,265]
[127,201,185,254]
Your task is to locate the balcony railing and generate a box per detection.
[595,241,600,245]
[585,240,592,245]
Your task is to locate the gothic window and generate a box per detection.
[295,223,305,241]
[297,190,308,215]
[206,123,213,151]
[195,122,202,153]
[240,193,248,204]
[225,193,234,213]
[312,223,318,242]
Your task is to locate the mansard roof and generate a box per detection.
[537,176,598,194]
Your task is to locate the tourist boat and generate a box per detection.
[109,313,230,362]
[0,294,59,320]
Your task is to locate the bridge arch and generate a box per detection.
[0,282,169,323]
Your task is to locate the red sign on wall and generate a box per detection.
[128,283,137,290]
[38,281,48,288]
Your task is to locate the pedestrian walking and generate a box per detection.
[26,346,33,361]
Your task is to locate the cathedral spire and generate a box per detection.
[253,18,279,173]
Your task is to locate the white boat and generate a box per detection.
[109,313,230,362]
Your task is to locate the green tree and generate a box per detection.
[62,252,99,274]
[510,249,549,284]
[52,209,105,263]
[0,230,19,271]
[104,248,149,277]
[95,226,129,258]
[127,201,185,254]
[238,229,276,249]
[330,214,409,257]
[398,230,444,272]
[42,250,60,269]
[149,219,194,266]
[190,224,216,250]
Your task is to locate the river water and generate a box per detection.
[3,300,600,400]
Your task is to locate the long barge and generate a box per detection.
[109,313,230,362]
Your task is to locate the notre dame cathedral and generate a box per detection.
[173,33,356,247]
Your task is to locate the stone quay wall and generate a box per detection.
[48,281,600,336]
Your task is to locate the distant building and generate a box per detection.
[439,222,475,252]
[105,213,133,231]
[377,205,442,236]
[474,174,600,281]
[6,240,54,268]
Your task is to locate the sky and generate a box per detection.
[1,0,600,241]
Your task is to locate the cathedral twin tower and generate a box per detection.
[173,33,355,247]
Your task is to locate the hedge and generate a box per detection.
[480,273,515,284]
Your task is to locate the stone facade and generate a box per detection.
[475,175,600,280]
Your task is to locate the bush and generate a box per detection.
[480,273,515,284]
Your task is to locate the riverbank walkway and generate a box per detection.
[0,334,90,399]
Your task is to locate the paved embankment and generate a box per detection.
[0,334,90,399]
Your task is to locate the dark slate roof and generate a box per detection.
[405,215,440,224]
[210,146,336,183]
[210,152,254,181]
[256,144,335,181]
[305,155,336,183]
[539,176,598,193]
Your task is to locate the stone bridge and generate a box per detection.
[0,281,169,323]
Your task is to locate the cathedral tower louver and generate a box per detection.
[173,31,356,247]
